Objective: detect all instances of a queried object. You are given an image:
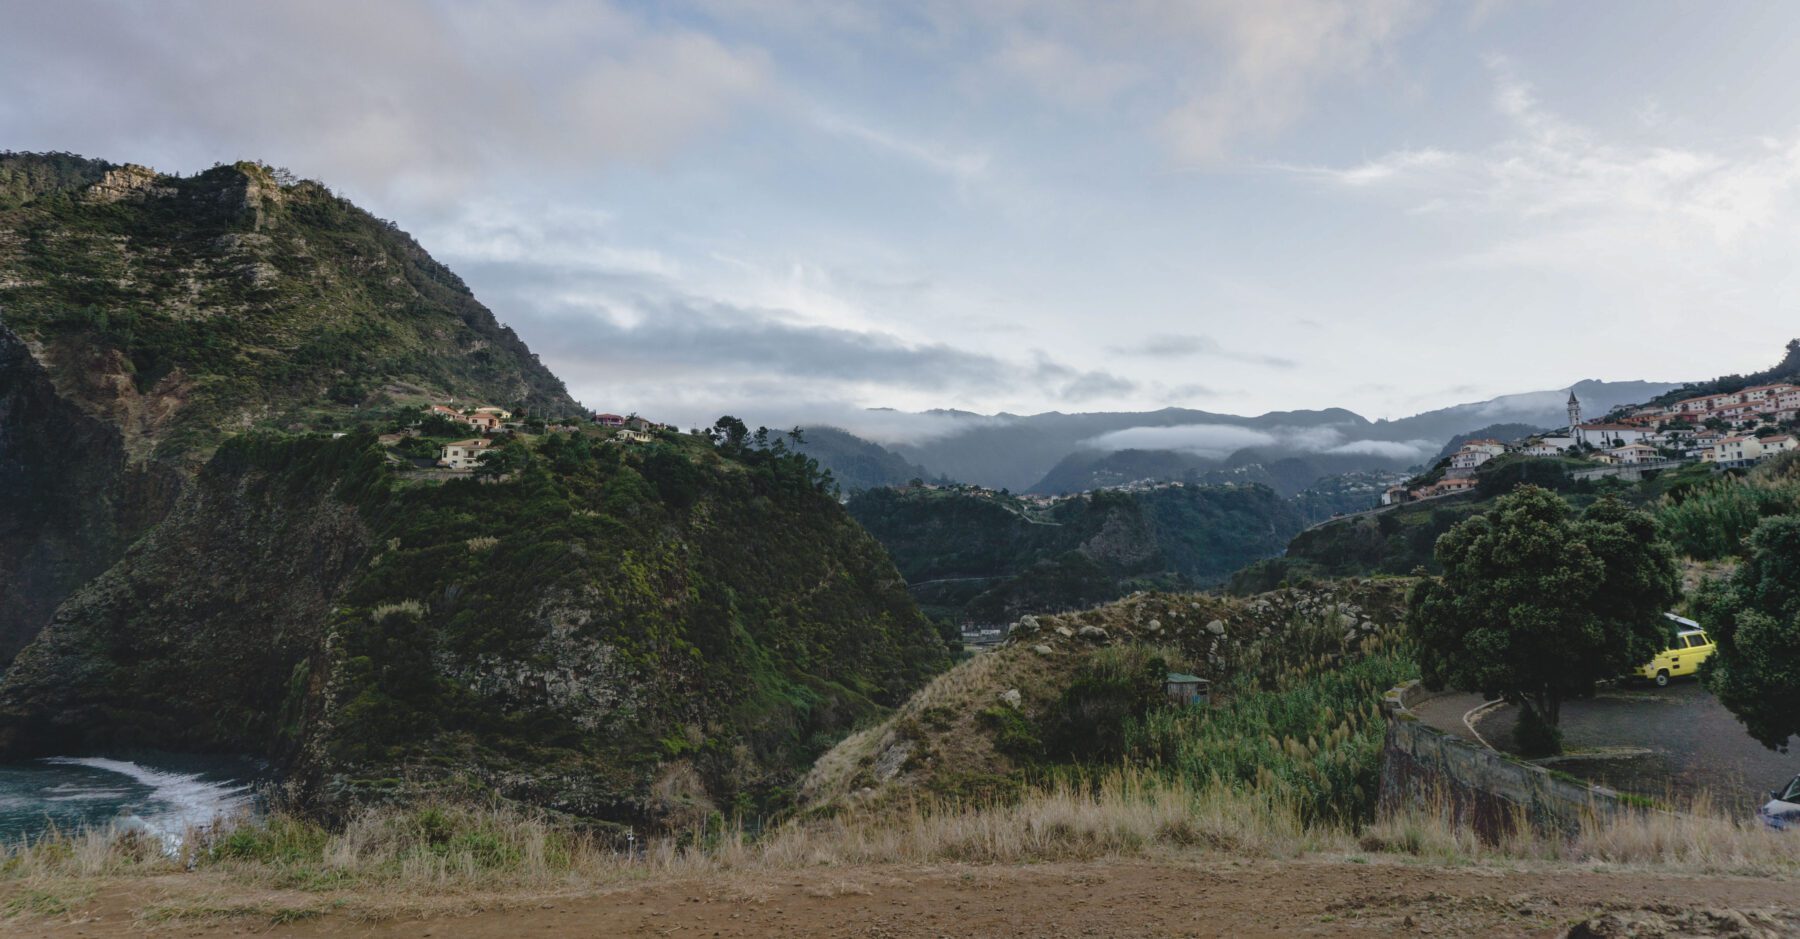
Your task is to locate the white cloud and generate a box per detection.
[1294,67,1800,276]
[1086,424,1276,459]
[0,1,770,202]
[810,111,991,181]
[1158,0,1427,161]
[1084,422,1432,461]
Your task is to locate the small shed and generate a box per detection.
[1165,672,1210,707]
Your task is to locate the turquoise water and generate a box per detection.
[0,754,261,849]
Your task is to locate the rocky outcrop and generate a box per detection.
[0,150,586,664]
[0,323,179,666]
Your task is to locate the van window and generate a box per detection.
[1686,634,1707,648]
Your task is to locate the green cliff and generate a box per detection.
[0,430,947,825]
[0,152,580,663]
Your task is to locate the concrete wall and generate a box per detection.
[1379,681,1627,839]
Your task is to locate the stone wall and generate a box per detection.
[1379,680,1627,839]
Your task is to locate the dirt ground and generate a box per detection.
[9,857,1800,939]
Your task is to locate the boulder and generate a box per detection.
[999,688,1023,709]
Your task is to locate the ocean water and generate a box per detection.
[0,754,262,849]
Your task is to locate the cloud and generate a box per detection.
[1157,0,1427,161]
[812,111,991,181]
[1086,424,1277,459]
[0,1,770,201]
[1107,332,1296,368]
[1288,63,1800,279]
[1084,422,1431,461]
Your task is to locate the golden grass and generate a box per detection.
[7,767,1797,918]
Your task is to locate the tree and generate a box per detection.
[473,439,530,479]
[1409,487,1678,754]
[1695,515,1800,751]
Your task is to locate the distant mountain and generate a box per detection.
[791,426,940,492]
[855,379,1686,496]
[1367,379,1680,445]
[887,406,1369,492]
[1029,448,1213,494]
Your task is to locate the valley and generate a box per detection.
[4,153,1800,938]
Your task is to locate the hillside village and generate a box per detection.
[366,404,680,471]
[1385,386,1800,504]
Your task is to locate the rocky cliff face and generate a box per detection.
[0,432,948,828]
[0,152,582,667]
[0,323,179,663]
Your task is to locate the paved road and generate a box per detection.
[1417,681,1800,816]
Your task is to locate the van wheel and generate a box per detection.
[1655,670,1670,687]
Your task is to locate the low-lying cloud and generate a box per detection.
[1085,423,1434,462]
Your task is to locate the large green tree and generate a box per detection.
[1694,515,1800,751]
[1409,487,1678,753]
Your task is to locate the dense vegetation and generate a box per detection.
[0,417,949,826]
[848,483,1304,625]
[0,153,579,460]
[1695,516,1800,750]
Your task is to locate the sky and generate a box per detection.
[7,1,1800,438]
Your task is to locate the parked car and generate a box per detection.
[1634,613,1714,687]
[1758,774,1800,830]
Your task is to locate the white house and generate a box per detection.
[1449,440,1506,470]
[440,438,492,469]
[1523,434,1574,456]
[1575,423,1650,448]
[1713,435,1764,465]
[1760,434,1797,456]
[1607,444,1661,465]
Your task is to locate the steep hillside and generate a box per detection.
[0,430,947,826]
[0,152,580,664]
[1638,339,1800,411]
[790,426,942,491]
[1028,448,1211,494]
[847,484,1304,625]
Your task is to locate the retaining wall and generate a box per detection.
[1378,681,1626,839]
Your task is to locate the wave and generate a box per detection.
[40,756,254,850]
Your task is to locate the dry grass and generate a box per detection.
[6,775,1800,927]
[8,769,1797,912]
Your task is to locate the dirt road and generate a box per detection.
[11,857,1799,938]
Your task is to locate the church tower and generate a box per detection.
[1567,391,1582,442]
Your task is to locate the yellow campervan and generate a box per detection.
[1636,613,1714,687]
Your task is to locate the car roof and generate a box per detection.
[1677,629,1707,638]
[1664,612,1701,629]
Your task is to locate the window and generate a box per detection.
[1684,634,1707,649]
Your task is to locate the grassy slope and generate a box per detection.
[801,580,1412,825]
